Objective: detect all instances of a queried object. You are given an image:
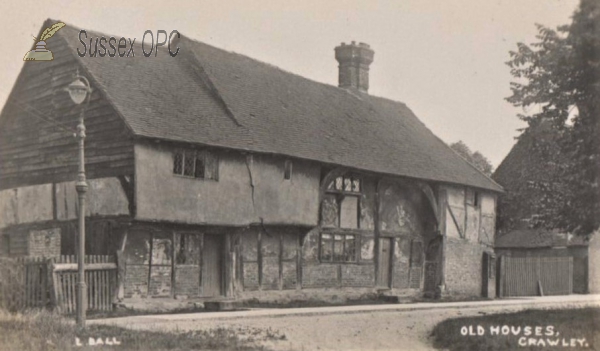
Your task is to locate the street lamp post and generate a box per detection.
[67,76,92,328]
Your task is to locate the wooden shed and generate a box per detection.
[495,229,589,296]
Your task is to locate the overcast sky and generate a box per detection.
[0,0,579,167]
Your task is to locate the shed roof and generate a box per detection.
[56,20,503,192]
[496,229,588,249]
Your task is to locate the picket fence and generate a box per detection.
[12,255,117,313]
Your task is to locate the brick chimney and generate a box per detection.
[334,41,374,93]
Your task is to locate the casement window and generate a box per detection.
[320,233,357,263]
[324,175,362,229]
[173,149,219,180]
[466,188,479,207]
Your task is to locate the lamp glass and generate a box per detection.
[68,79,89,105]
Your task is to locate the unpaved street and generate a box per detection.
[94,297,600,351]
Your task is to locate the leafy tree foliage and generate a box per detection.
[505,0,599,235]
[449,141,494,176]
[493,122,569,232]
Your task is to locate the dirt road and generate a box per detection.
[94,297,600,351]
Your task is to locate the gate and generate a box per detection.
[52,255,117,313]
[0,255,116,313]
[499,256,573,297]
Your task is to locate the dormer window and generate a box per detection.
[173,149,219,180]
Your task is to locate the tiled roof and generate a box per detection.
[496,229,588,248]
[57,21,503,192]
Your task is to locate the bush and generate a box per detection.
[430,307,600,351]
[0,309,272,351]
[0,257,25,311]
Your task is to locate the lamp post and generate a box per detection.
[67,76,92,328]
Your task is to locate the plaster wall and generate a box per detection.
[445,187,465,239]
[134,143,320,226]
[479,193,496,246]
[55,178,129,220]
[0,178,129,229]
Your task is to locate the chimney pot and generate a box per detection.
[334,41,374,93]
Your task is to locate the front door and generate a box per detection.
[377,238,392,288]
[424,236,443,296]
[202,234,223,297]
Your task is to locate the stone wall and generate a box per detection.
[28,228,61,257]
[236,287,389,304]
[1,225,62,257]
[174,265,200,297]
[440,185,497,297]
[124,265,150,298]
[444,237,487,296]
[123,230,151,298]
[341,264,376,288]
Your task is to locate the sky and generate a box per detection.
[0,0,579,168]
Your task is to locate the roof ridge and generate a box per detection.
[181,34,415,105]
[53,19,425,112]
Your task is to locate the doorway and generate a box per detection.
[202,234,224,297]
[424,236,443,296]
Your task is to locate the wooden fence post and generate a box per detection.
[115,250,125,302]
[498,256,505,298]
[45,258,54,309]
[171,231,177,298]
[569,257,573,295]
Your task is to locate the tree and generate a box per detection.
[505,0,599,235]
[493,120,569,233]
[449,141,494,176]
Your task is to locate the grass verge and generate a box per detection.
[430,307,599,351]
[0,309,282,351]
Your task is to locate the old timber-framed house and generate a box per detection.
[0,20,503,301]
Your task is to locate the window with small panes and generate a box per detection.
[173,149,219,180]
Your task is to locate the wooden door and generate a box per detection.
[424,236,443,295]
[202,234,223,297]
[377,238,392,288]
